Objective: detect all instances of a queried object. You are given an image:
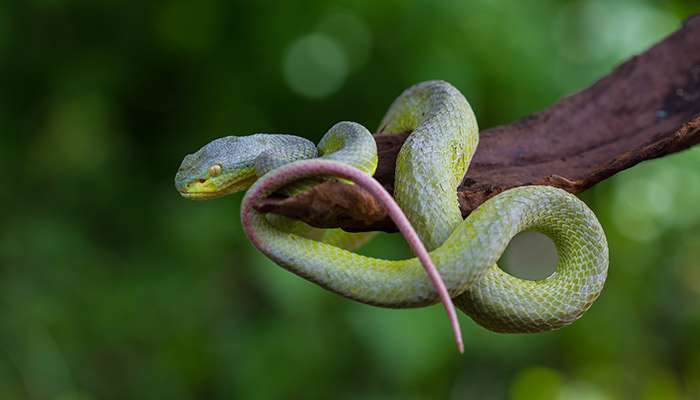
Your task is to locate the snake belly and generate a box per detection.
[175,80,609,335]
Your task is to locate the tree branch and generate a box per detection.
[255,13,700,232]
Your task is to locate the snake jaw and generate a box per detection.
[176,177,217,200]
[176,173,258,200]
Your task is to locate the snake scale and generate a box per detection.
[175,80,609,352]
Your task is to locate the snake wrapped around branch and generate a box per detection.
[175,80,609,353]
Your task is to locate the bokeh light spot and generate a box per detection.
[283,33,349,99]
[553,0,679,65]
[611,178,666,242]
[500,231,558,281]
[30,93,115,178]
[316,10,373,72]
[509,366,563,400]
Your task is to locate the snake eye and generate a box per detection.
[209,164,222,177]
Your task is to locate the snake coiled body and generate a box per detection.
[175,80,609,349]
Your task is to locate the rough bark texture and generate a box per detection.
[255,13,700,232]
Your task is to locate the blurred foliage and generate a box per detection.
[1,0,699,399]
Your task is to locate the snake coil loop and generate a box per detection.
[176,80,609,352]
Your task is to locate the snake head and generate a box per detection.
[175,135,261,200]
[175,133,318,200]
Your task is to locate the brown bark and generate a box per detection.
[255,13,700,232]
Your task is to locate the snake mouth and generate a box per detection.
[178,190,221,200]
[176,178,225,200]
[176,174,258,200]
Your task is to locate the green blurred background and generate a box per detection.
[1,0,699,399]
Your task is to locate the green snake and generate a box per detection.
[175,80,609,352]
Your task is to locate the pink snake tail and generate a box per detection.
[240,159,464,353]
